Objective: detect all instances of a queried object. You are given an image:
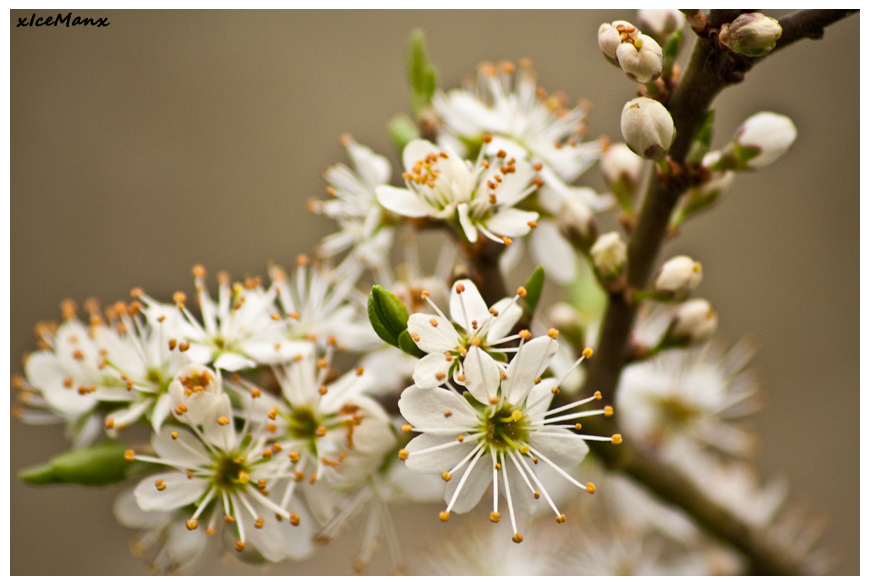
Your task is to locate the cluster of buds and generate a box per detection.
[598,20,664,84]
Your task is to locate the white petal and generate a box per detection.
[213,351,256,372]
[376,185,434,218]
[484,208,538,237]
[113,488,171,529]
[402,139,441,172]
[407,313,460,354]
[504,337,559,405]
[200,394,236,451]
[404,433,477,475]
[24,352,98,415]
[150,392,172,433]
[445,455,491,514]
[412,353,456,389]
[525,377,558,420]
[487,298,523,342]
[134,472,209,511]
[152,426,209,468]
[462,347,501,405]
[499,236,524,275]
[531,220,577,284]
[347,141,391,187]
[398,385,480,430]
[504,457,540,516]
[529,428,589,468]
[449,279,490,332]
[457,203,478,243]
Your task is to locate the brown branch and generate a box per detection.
[576,9,857,575]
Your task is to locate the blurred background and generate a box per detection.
[10,10,859,574]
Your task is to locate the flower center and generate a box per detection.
[655,395,698,427]
[286,406,321,440]
[212,453,249,491]
[482,404,529,451]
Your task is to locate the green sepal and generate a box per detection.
[18,441,133,487]
[397,330,425,358]
[406,29,437,117]
[520,267,545,319]
[388,114,420,155]
[710,143,762,171]
[368,285,411,348]
[687,109,715,165]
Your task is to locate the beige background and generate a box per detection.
[10,10,859,575]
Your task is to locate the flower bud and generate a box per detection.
[557,196,598,250]
[615,34,663,83]
[733,112,797,169]
[664,299,717,347]
[638,9,685,44]
[720,13,782,57]
[653,256,703,301]
[601,143,644,209]
[590,232,627,282]
[621,97,675,161]
[598,20,637,62]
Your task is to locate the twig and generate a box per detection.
[572,9,857,574]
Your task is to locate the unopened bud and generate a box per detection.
[720,13,782,57]
[653,256,703,301]
[557,195,598,249]
[621,98,675,161]
[665,299,718,346]
[601,143,644,209]
[638,9,685,45]
[615,33,663,83]
[598,21,637,62]
[733,112,797,169]
[590,232,627,283]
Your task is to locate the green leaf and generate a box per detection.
[397,329,424,358]
[406,29,437,116]
[687,109,715,165]
[520,267,546,318]
[662,28,683,75]
[388,114,420,155]
[19,442,133,487]
[368,285,411,348]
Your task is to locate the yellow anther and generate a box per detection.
[355,366,364,376]
[317,358,329,369]
[272,443,282,453]
[420,289,430,299]
[318,386,328,396]
[456,373,466,382]
[267,408,277,420]
[443,410,453,418]
[520,444,530,454]
[174,404,187,416]
[173,292,186,305]
[309,473,318,484]
[288,311,300,320]
[187,471,194,479]
[235,541,245,552]
[594,391,602,400]
[326,336,338,347]
[130,287,144,298]
[527,220,538,228]
[582,347,593,359]
[551,387,560,395]
[511,410,523,421]
[155,479,166,491]
[251,388,261,399]
[469,337,481,347]
[457,435,465,442]
[178,341,190,352]
[548,328,559,339]
[266,423,277,433]
[205,527,216,536]
[574,423,582,430]
[516,286,528,297]
[401,424,412,433]
[192,264,206,278]
[294,471,304,482]
[611,434,623,445]
[604,406,614,417]
[271,313,281,321]
[186,519,198,530]
[290,512,300,526]
[315,426,327,437]
[519,329,531,340]
[502,236,513,245]
[225,514,235,524]
[398,449,409,461]
[494,463,501,470]
[490,512,500,523]
[411,332,420,342]
[586,482,596,494]
[168,338,177,351]
[435,372,447,381]
[254,518,264,529]
[488,397,499,405]
[512,533,524,544]
[289,451,300,463]
[104,418,114,429]
[556,514,566,524]
[217,416,230,426]
[455,283,466,294]
[441,472,452,481]
[439,511,450,522]
[262,449,272,459]
[238,472,249,484]
[429,318,438,327]
[534,491,541,500]
[124,449,135,462]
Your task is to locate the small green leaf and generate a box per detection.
[19,442,133,487]
[406,29,437,116]
[687,109,715,165]
[368,285,411,348]
[388,114,420,155]
[397,330,424,358]
[662,28,683,75]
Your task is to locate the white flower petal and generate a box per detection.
[398,385,480,430]
[449,279,490,332]
[463,347,501,405]
[525,377,558,420]
[213,351,256,372]
[376,185,434,218]
[152,426,210,468]
[402,139,441,172]
[531,220,577,284]
[412,352,457,389]
[457,203,478,243]
[505,457,540,516]
[504,337,559,405]
[407,313,460,354]
[444,455,491,514]
[404,433,478,475]
[134,472,209,512]
[487,298,522,342]
[529,428,589,468]
[113,488,171,529]
[347,141,391,187]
